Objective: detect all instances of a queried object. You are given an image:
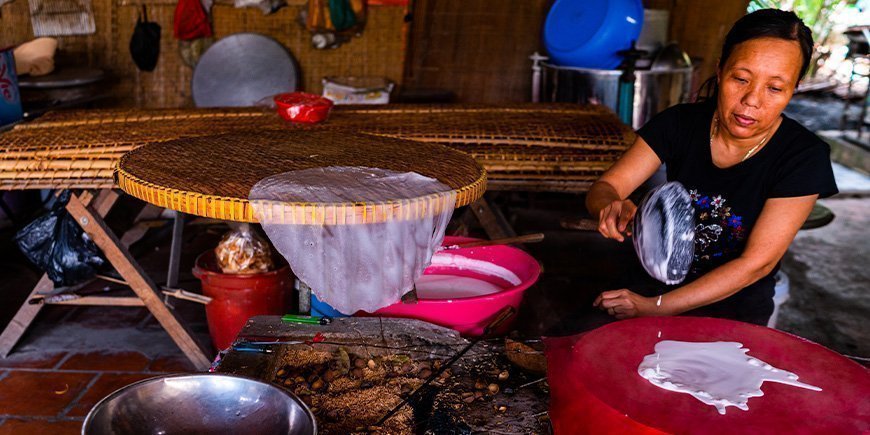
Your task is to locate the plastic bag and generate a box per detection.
[129,5,161,72]
[233,0,286,15]
[215,224,274,274]
[250,166,456,313]
[14,191,105,287]
[173,0,212,40]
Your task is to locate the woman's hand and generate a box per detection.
[598,199,637,242]
[593,289,659,319]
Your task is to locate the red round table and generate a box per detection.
[545,317,869,434]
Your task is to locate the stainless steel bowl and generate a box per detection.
[82,374,316,435]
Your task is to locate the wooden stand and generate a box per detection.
[0,190,211,370]
[469,195,518,240]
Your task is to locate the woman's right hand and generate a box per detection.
[598,199,637,242]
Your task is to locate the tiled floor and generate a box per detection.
[0,349,196,433]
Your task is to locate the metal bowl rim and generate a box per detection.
[81,372,317,435]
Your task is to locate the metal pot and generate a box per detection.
[82,374,317,435]
[534,61,694,129]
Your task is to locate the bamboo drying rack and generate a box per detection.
[0,104,634,193]
[116,130,487,224]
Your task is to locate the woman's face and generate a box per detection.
[717,37,803,140]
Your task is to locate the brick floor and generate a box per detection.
[60,351,150,372]
[0,352,66,369]
[148,354,197,373]
[0,418,82,435]
[66,373,156,417]
[0,371,94,416]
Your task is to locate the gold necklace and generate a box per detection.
[710,115,770,162]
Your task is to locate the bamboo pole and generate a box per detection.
[0,147,134,158]
[0,159,117,171]
[0,169,114,180]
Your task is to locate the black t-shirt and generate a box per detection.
[636,102,838,324]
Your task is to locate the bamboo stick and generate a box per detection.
[15,111,268,129]
[0,181,115,189]
[364,133,630,150]
[0,169,114,180]
[0,159,117,171]
[0,147,135,158]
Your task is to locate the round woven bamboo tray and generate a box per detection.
[116,130,486,224]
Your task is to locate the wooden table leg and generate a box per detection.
[65,195,212,370]
[0,189,119,358]
[0,275,55,357]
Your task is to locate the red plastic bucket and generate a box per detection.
[193,251,293,350]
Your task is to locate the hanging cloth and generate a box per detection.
[129,5,161,71]
[328,0,356,32]
[307,0,365,33]
[174,0,212,40]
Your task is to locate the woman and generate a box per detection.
[586,9,838,326]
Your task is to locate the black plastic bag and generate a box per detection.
[15,191,105,287]
[130,5,161,72]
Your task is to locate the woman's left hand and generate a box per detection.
[593,289,659,319]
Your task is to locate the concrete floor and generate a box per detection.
[779,197,870,359]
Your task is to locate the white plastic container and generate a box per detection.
[322,76,394,105]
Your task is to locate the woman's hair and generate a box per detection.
[696,9,814,101]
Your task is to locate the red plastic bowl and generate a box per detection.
[273,92,333,123]
[372,236,541,337]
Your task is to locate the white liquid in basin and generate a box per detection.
[429,252,522,286]
[414,274,504,299]
[638,340,821,415]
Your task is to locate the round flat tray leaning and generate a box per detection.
[116,129,487,223]
[191,33,299,108]
[17,67,106,89]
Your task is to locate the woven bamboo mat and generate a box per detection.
[117,130,486,223]
[325,104,633,150]
[0,104,633,193]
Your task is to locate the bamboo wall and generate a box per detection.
[0,0,407,108]
[403,0,550,104]
[644,0,751,89]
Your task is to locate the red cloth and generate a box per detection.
[173,0,212,40]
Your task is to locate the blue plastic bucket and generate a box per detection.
[543,0,644,69]
[311,293,349,318]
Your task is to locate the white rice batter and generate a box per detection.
[414,274,504,299]
[429,252,522,286]
[638,340,821,414]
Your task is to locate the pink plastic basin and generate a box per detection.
[372,236,541,336]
